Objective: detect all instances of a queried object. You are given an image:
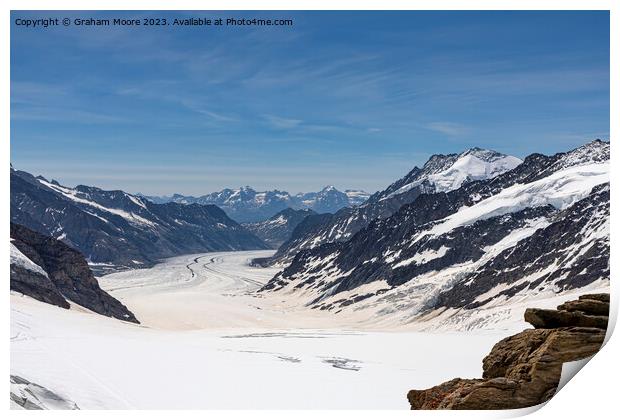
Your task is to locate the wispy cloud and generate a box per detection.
[262,114,303,129]
[195,109,238,122]
[425,122,469,137]
[11,11,609,193]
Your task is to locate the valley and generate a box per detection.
[12,249,607,409]
[8,250,512,409]
[10,140,611,409]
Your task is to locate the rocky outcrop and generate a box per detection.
[10,375,79,410]
[524,307,608,329]
[407,293,609,410]
[10,223,139,323]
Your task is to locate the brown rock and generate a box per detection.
[557,299,609,316]
[524,308,608,329]
[579,293,610,303]
[407,294,609,410]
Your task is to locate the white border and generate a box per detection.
[2,1,617,419]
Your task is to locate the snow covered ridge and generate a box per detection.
[262,140,610,326]
[410,162,608,243]
[383,147,523,199]
[267,146,524,266]
[141,185,371,223]
[38,179,155,227]
[10,168,268,270]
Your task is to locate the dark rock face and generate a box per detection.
[242,208,316,248]
[407,294,609,410]
[10,223,138,323]
[11,167,267,271]
[10,263,69,309]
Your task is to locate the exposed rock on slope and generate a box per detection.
[10,223,138,323]
[11,167,267,271]
[11,375,79,410]
[407,294,609,410]
[242,208,316,248]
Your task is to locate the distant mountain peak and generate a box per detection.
[460,147,509,162]
[143,186,371,223]
[382,146,522,199]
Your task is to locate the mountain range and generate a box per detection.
[140,186,370,223]
[260,140,610,327]
[266,147,523,266]
[10,140,610,328]
[10,167,267,272]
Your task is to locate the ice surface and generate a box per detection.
[11,298,503,408]
[12,248,608,409]
[11,250,513,409]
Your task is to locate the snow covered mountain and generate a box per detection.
[141,186,371,223]
[10,168,267,271]
[261,140,610,327]
[267,147,522,266]
[242,208,316,248]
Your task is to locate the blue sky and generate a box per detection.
[11,11,609,195]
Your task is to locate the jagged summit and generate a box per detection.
[385,147,523,198]
[142,185,371,223]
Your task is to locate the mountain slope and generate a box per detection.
[10,223,138,323]
[142,186,370,223]
[268,147,522,266]
[11,168,267,271]
[260,141,609,325]
[242,208,316,248]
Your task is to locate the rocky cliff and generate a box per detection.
[10,223,138,323]
[407,293,609,409]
